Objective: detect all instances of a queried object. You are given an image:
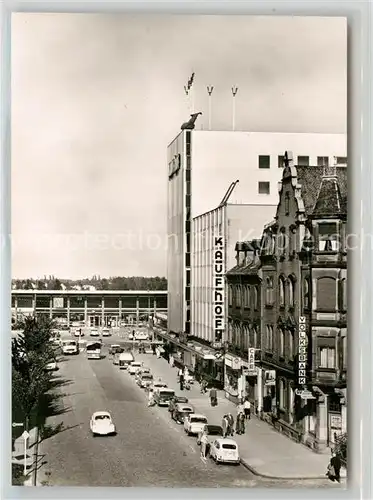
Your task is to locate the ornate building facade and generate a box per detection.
[225,152,347,450]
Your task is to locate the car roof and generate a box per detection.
[215,438,237,445]
[93,411,111,418]
[176,404,194,410]
[189,413,207,419]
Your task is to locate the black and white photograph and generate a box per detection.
[11,14,347,489]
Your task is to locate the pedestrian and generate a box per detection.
[244,399,251,420]
[147,388,155,407]
[169,355,174,367]
[236,412,245,435]
[237,400,244,416]
[327,452,342,482]
[200,379,208,394]
[226,413,235,436]
[200,432,209,459]
[209,388,218,407]
[179,370,184,391]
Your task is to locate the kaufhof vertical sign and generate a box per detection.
[298,316,307,385]
[213,236,225,340]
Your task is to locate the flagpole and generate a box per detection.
[231,86,238,131]
[207,86,214,130]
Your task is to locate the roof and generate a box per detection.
[189,413,207,419]
[215,438,237,445]
[312,176,347,217]
[226,260,261,277]
[93,411,111,417]
[11,289,166,296]
[296,166,347,216]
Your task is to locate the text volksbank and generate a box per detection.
[213,236,225,340]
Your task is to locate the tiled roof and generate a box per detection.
[296,166,347,216]
[312,177,347,216]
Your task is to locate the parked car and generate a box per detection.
[183,414,208,436]
[119,352,134,370]
[128,361,143,375]
[134,331,149,341]
[102,328,111,337]
[45,360,58,371]
[209,438,240,465]
[109,344,122,355]
[135,367,151,382]
[90,411,116,437]
[137,373,154,388]
[90,329,100,337]
[154,388,175,407]
[151,379,168,391]
[172,403,195,424]
[197,424,224,446]
[168,395,189,413]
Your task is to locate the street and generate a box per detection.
[37,330,340,488]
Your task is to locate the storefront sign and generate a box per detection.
[264,370,276,386]
[225,354,241,370]
[295,389,316,400]
[213,236,225,341]
[168,154,181,179]
[298,316,307,385]
[248,348,256,375]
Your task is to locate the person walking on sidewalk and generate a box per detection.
[169,354,174,367]
[236,407,245,435]
[147,388,155,407]
[200,432,209,459]
[327,452,342,482]
[178,369,184,391]
[209,387,218,407]
[244,399,251,420]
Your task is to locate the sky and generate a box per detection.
[11,14,347,279]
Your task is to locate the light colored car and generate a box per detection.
[137,373,154,388]
[102,328,111,337]
[151,379,168,391]
[134,331,149,341]
[74,329,84,337]
[128,361,143,375]
[183,414,208,436]
[45,360,58,371]
[90,329,100,337]
[135,367,151,381]
[209,438,240,465]
[90,411,116,436]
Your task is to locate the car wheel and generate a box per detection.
[187,431,191,436]
[92,433,97,437]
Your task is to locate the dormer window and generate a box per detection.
[318,223,339,251]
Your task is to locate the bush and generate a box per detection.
[12,464,25,486]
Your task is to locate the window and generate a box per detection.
[277,231,286,257]
[316,277,337,311]
[228,285,233,307]
[266,325,273,351]
[279,329,285,357]
[253,326,258,349]
[278,155,285,168]
[297,156,309,166]
[336,156,347,165]
[279,379,285,409]
[279,277,285,307]
[236,286,241,308]
[342,335,347,369]
[258,181,270,194]
[341,278,347,310]
[303,277,310,310]
[317,156,329,167]
[289,330,294,359]
[319,346,336,369]
[259,155,270,169]
[318,223,339,251]
[265,277,274,305]
[244,287,250,308]
[253,286,259,310]
[288,277,295,308]
[285,192,290,215]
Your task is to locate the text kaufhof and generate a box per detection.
[213,236,225,338]
[298,316,307,385]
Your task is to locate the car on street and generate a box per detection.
[90,328,100,337]
[137,373,154,388]
[119,352,135,370]
[153,388,175,407]
[45,360,58,371]
[171,403,195,424]
[90,411,116,437]
[128,361,143,375]
[128,331,135,340]
[197,424,224,445]
[209,438,240,465]
[109,344,122,355]
[102,328,111,337]
[134,331,149,341]
[135,367,151,381]
[151,379,168,390]
[73,329,84,337]
[168,395,189,413]
[183,414,208,436]
[61,340,79,355]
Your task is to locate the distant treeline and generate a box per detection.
[12,276,167,291]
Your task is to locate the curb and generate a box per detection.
[239,458,345,481]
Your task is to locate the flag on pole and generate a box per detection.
[187,72,195,90]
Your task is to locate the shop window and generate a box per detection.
[279,328,285,357]
[318,223,339,251]
[316,277,337,311]
[288,277,295,308]
[279,277,285,307]
[319,346,336,369]
[285,192,290,215]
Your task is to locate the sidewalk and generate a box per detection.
[137,354,346,481]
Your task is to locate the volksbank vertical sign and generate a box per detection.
[213,236,225,340]
[298,316,307,385]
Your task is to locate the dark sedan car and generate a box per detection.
[168,395,189,413]
[197,424,224,445]
[172,404,195,424]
